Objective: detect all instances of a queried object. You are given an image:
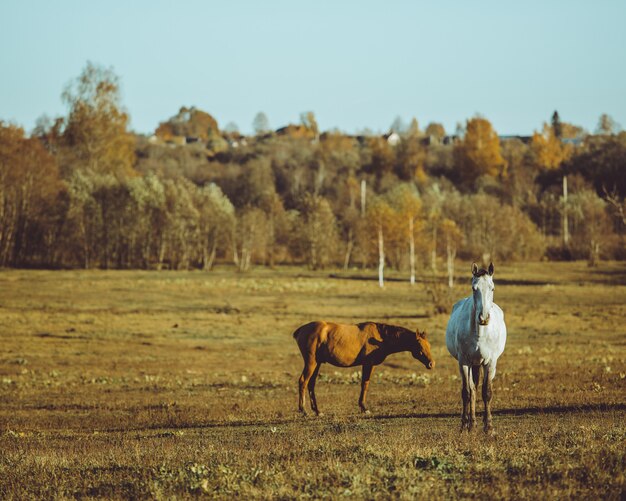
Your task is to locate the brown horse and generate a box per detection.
[293,321,435,415]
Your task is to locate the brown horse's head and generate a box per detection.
[412,330,435,369]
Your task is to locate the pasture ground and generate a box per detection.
[0,262,625,499]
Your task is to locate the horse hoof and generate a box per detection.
[364,410,371,415]
[316,412,324,417]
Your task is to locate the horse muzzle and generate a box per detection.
[478,315,490,326]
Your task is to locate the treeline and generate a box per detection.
[1,62,624,273]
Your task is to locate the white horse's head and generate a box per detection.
[471,262,495,326]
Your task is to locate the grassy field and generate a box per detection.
[0,262,625,499]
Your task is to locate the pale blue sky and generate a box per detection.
[1,0,625,136]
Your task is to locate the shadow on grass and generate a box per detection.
[370,402,626,421]
[99,402,625,433]
[588,269,626,286]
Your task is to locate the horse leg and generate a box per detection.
[359,364,374,414]
[459,364,471,431]
[308,364,322,416]
[298,360,317,415]
[482,362,496,434]
[470,365,480,431]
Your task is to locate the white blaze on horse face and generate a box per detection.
[472,275,494,326]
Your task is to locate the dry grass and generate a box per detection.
[0,262,625,499]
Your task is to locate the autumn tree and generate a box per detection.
[155,106,219,142]
[425,122,445,140]
[395,137,427,183]
[453,117,505,188]
[362,136,394,178]
[0,123,60,266]
[300,111,319,142]
[61,62,136,179]
[531,123,572,170]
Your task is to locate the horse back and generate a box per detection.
[293,321,373,367]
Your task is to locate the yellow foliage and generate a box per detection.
[531,123,573,170]
[454,117,506,186]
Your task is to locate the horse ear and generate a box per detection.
[416,329,427,339]
[472,263,479,276]
[488,262,494,276]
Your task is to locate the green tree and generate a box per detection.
[367,196,397,287]
[388,184,423,284]
[194,183,235,270]
[299,194,339,270]
[596,113,619,135]
[551,110,563,139]
[252,112,270,135]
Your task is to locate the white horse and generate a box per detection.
[446,262,507,433]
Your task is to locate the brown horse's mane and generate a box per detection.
[368,322,415,343]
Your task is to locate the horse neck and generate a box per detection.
[470,304,477,334]
[377,324,412,353]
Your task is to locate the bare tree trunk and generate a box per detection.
[588,240,600,267]
[241,246,251,271]
[233,244,240,268]
[206,241,217,271]
[562,175,569,247]
[409,217,416,285]
[79,218,90,269]
[157,239,166,271]
[378,224,384,288]
[360,180,366,216]
[446,240,456,288]
[202,245,210,271]
[343,229,353,271]
[268,216,275,268]
[431,225,437,272]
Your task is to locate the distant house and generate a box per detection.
[561,137,584,146]
[275,124,315,140]
[498,135,532,144]
[421,135,443,146]
[384,132,401,146]
[170,136,186,146]
[442,135,459,145]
